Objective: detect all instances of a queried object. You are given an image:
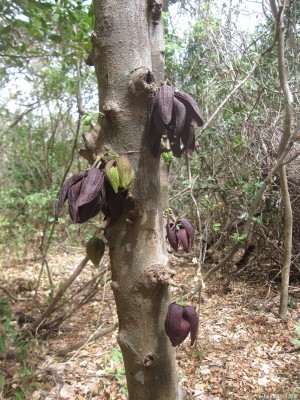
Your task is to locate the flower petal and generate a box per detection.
[173,97,186,134]
[77,195,104,223]
[68,180,82,223]
[176,228,190,253]
[179,218,195,249]
[182,305,199,346]
[156,84,174,125]
[54,171,85,219]
[174,90,204,127]
[166,221,178,251]
[77,167,105,208]
[180,117,196,155]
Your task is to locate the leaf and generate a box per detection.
[156,84,174,125]
[82,115,93,126]
[86,238,105,266]
[162,151,173,165]
[117,156,135,190]
[48,33,63,43]
[105,160,120,193]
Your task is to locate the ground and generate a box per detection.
[0,246,299,400]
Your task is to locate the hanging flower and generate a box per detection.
[55,165,129,224]
[166,217,195,253]
[55,167,106,224]
[165,302,199,347]
[148,83,204,157]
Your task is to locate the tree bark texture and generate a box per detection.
[91,1,182,399]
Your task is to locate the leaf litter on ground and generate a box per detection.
[0,248,299,399]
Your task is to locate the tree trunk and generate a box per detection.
[91,1,182,398]
[270,0,293,319]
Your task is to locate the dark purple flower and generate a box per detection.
[55,167,106,224]
[166,217,195,253]
[147,83,204,158]
[165,302,199,347]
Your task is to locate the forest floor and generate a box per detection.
[0,246,299,400]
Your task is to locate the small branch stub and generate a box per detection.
[80,125,102,165]
[110,281,120,291]
[143,353,158,368]
[102,100,122,126]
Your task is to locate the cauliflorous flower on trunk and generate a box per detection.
[55,167,106,224]
[166,217,195,253]
[148,83,204,157]
[165,302,199,347]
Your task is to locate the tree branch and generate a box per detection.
[199,16,280,135]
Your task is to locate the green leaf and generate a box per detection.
[213,223,221,231]
[116,156,134,190]
[162,151,173,166]
[105,161,120,193]
[82,115,93,126]
[48,33,63,43]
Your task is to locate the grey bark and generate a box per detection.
[270,0,293,319]
[90,1,182,399]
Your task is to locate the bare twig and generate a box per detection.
[184,122,298,299]
[0,286,28,302]
[199,14,280,135]
[54,323,118,357]
[28,256,89,333]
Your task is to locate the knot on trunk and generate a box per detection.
[138,264,175,289]
[102,100,122,126]
[129,66,156,98]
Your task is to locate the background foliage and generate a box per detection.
[0,0,299,274]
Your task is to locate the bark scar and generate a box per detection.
[128,66,156,98]
[138,264,175,288]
